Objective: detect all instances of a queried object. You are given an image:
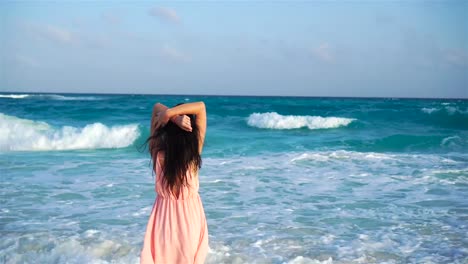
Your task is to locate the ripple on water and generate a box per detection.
[53,192,87,201]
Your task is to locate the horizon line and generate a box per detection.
[0,90,467,100]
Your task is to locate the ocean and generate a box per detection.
[1,93,467,263]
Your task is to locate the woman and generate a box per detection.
[140,101,208,264]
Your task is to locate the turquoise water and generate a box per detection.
[1,93,467,263]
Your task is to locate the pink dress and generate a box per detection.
[140,153,209,264]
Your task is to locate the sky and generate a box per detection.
[0,1,467,98]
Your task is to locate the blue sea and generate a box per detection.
[1,93,467,263]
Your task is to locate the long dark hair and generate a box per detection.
[145,104,202,194]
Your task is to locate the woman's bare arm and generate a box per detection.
[151,103,192,136]
[150,103,168,137]
[155,102,207,153]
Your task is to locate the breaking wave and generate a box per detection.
[247,112,355,130]
[0,113,139,151]
[0,93,102,100]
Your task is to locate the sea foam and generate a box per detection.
[421,106,468,115]
[0,113,139,151]
[0,94,30,99]
[0,93,101,100]
[247,112,355,130]
[421,107,439,114]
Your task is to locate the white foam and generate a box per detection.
[421,107,439,114]
[440,136,461,146]
[290,150,395,163]
[431,169,468,174]
[46,94,101,100]
[358,234,369,241]
[84,229,100,238]
[206,244,244,264]
[287,256,333,264]
[0,93,101,100]
[445,106,457,114]
[2,235,138,264]
[421,106,467,115]
[0,113,140,151]
[321,234,336,244]
[0,94,30,99]
[247,112,355,130]
[132,206,152,217]
[291,153,329,162]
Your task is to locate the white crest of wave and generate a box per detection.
[0,113,139,151]
[247,112,355,130]
[0,93,101,100]
[0,94,30,99]
[421,106,467,115]
[46,94,101,100]
[421,107,439,114]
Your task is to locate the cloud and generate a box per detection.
[42,24,75,44]
[15,54,40,67]
[375,12,395,25]
[311,42,334,63]
[21,21,113,49]
[444,48,468,67]
[22,22,77,45]
[399,25,468,69]
[148,7,180,24]
[102,11,122,25]
[160,44,190,63]
[81,34,111,49]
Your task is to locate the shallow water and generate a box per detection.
[1,93,467,263]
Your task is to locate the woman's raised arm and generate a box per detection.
[150,103,167,137]
[151,103,193,134]
[155,102,207,153]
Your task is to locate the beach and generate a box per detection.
[1,93,467,263]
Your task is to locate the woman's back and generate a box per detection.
[154,151,200,200]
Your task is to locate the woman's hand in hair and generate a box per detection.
[171,115,192,132]
[154,110,171,130]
